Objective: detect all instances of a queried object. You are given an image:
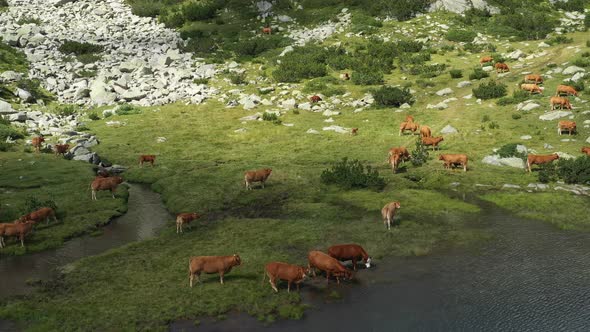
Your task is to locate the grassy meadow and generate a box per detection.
[0,4,590,331]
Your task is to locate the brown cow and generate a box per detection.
[495,63,509,73]
[557,120,576,136]
[439,154,468,172]
[550,96,572,110]
[310,95,322,103]
[524,74,543,84]
[307,250,352,284]
[0,221,34,248]
[176,212,200,234]
[244,168,272,190]
[399,121,419,136]
[526,154,559,172]
[388,153,401,174]
[405,115,415,123]
[422,136,444,151]
[31,136,45,153]
[521,83,543,95]
[91,176,124,200]
[420,125,432,138]
[263,262,309,292]
[351,128,358,135]
[188,254,241,287]
[381,201,401,230]
[581,147,590,156]
[480,56,493,66]
[54,144,70,157]
[139,154,156,167]
[19,207,57,225]
[327,244,371,271]
[262,27,271,35]
[556,85,578,97]
[388,147,410,162]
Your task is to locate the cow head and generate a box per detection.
[233,254,242,266]
[437,136,445,143]
[553,154,560,160]
[394,201,401,209]
[264,168,272,176]
[438,154,445,161]
[191,212,200,219]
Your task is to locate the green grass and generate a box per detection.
[0,42,28,73]
[0,152,128,255]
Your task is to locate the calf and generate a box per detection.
[521,83,543,95]
[308,250,352,284]
[91,176,124,200]
[139,154,156,167]
[557,120,576,136]
[388,153,401,174]
[422,136,444,151]
[581,147,590,156]
[495,63,509,73]
[176,212,200,234]
[263,262,309,292]
[19,207,57,225]
[399,121,419,136]
[262,27,271,35]
[310,95,322,103]
[188,254,241,287]
[0,221,35,248]
[381,201,401,230]
[351,128,358,135]
[244,168,272,190]
[526,154,559,172]
[524,74,543,84]
[556,84,578,97]
[54,144,70,157]
[328,244,371,271]
[550,96,572,110]
[420,125,432,138]
[439,154,468,172]
[479,56,493,66]
[31,136,45,153]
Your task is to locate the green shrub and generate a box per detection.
[571,57,590,68]
[511,113,522,120]
[116,104,142,115]
[351,67,384,85]
[546,35,573,45]
[76,54,102,64]
[585,15,590,28]
[410,139,429,166]
[16,17,42,25]
[272,46,328,83]
[0,0,7,7]
[76,70,97,78]
[160,9,185,28]
[556,156,590,184]
[127,0,183,17]
[262,112,282,125]
[373,86,415,107]
[368,0,431,21]
[88,113,100,121]
[0,122,23,141]
[481,115,491,122]
[410,64,446,78]
[488,121,500,129]
[320,157,386,191]
[491,9,557,40]
[415,79,435,88]
[552,0,587,12]
[446,29,476,42]
[231,36,287,57]
[538,163,558,183]
[469,68,490,80]
[563,79,584,92]
[182,1,219,21]
[56,105,77,117]
[58,40,104,56]
[496,143,525,159]
[473,81,507,99]
[395,40,424,53]
[581,52,590,58]
[463,42,496,53]
[449,69,463,78]
[352,13,383,28]
[326,47,356,70]
[193,78,209,85]
[228,72,246,85]
[496,89,530,105]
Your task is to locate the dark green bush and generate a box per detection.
[228,72,246,85]
[410,139,429,166]
[58,40,104,56]
[88,113,100,120]
[571,57,590,68]
[193,78,209,85]
[0,0,8,7]
[160,9,185,28]
[373,86,415,107]
[352,13,383,28]
[262,112,282,125]
[56,105,77,117]
[395,40,424,53]
[556,156,590,184]
[182,1,219,21]
[473,81,507,99]
[410,64,446,78]
[320,157,386,191]
[496,89,530,105]
[231,36,287,57]
[446,29,477,42]
[585,15,590,28]
[0,122,23,141]
[552,0,587,12]
[449,69,463,78]
[469,68,490,80]
[538,163,558,183]
[546,35,573,45]
[272,45,328,82]
[511,113,522,120]
[463,42,496,53]
[491,9,557,40]
[496,143,525,159]
[326,47,356,70]
[351,67,384,85]
[116,104,142,115]
[127,0,184,17]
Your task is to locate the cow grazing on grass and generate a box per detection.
[139,154,156,167]
[263,262,309,292]
[439,154,468,172]
[557,120,576,136]
[307,250,352,284]
[310,95,322,103]
[351,128,358,135]
[244,168,272,190]
[480,56,493,66]
[550,96,572,110]
[521,83,543,95]
[524,74,543,84]
[381,201,401,230]
[31,136,45,153]
[388,147,410,162]
[188,254,241,287]
[0,221,34,248]
[495,63,509,73]
[262,27,271,35]
[527,154,559,172]
[399,121,419,136]
[328,244,371,271]
[176,212,200,234]
[91,176,124,200]
[388,153,401,174]
[54,144,70,157]
[556,85,578,97]
[581,147,590,156]
[420,125,432,138]
[422,136,444,151]
[19,207,57,225]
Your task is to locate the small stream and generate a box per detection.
[0,184,172,298]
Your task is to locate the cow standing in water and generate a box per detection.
[328,244,371,271]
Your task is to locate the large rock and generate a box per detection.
[0,100,16,114]
[436,88,453,96]
[499,157,525,169]
[0,71,23,83]
[440,125,458,134]
[429,0,499,13]
[89,79,116,106]
[322,125,349,134]
[562,66,585,75]
[539,111,573,121]
[517,102,540,111]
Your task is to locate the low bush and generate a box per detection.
[88,113,100,121]
[373,86,415,107]
[351,67,384,85]
[538,156,590,184]
[469,68,490,80]
[496,143,525,159]
[116,104,142,115]
[395,40,424,53]
[449,69,463,78]
[511,113,522,120]
[586,15,590,28]
[473,81,507,100]
[546,35,573,45]
[320,158,386,191]
[0,121,24,141]
[182,1,219,21]
[0,0,7,7]
[571,57,590,68]
[410,64,446,78]
[552,0,587,12]
[231,36,287,57]
[77,54,102,64]
[463,42,496,53]
[496,89,530,105]
[272,46,327,83]
[446,29,476,43]
[228,72,246,85]
[262,112,281,125]
[410,139,429,166]
[56,105,77,117]
[58,40,104,56]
